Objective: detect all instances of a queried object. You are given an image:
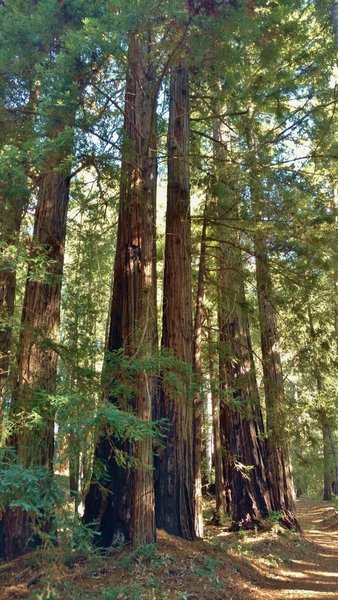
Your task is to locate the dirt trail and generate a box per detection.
[257,500,338,600]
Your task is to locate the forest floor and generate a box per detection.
[0,498,337,600]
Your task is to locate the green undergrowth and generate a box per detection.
[2,499,316,600]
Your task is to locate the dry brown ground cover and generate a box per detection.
[1,499,337,600]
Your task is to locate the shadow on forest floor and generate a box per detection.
[0,499,337,600]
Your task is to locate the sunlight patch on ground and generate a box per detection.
[289,559,314,567]
[284,591,338,598]
[302,570,338,579]
[278,569,307,579]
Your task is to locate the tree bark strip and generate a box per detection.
[206,316,228,521]
[192,201,208,537]
[154,62,195,540]
[83,28,157,547]
[0,167,71,560]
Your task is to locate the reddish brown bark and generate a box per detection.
[218,248,272,529]
[83,28,157,547]
[154,63,195,540]
[256,252,297,527]
[0,168,70,560]
[214,118,271,529]
[252,173,297,528]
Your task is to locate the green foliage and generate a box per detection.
[0,448,62,519]
[192,556,224,594]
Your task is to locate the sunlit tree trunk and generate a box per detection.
[154,62,195,540]
[83,28,157,546]
[206,318,227,521]
[192,202,207,537]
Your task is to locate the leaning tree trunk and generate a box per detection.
[214,117,271,529]
[250,152,297,527]
[0,165,71,560]
[83,28,157,547]
[154,62,195,540]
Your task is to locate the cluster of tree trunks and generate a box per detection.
[0,1,308,561]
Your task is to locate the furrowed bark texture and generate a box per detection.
[0,169,70,560]
[218,245,272,528]
[154,63,195,540]
[252,177,297,528]
[83,29,157,547]
[215,118,271,529]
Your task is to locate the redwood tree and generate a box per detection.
[83,26,158,547]
[214,118,272,529]
[154,61,195,540]
[249,146,297,527]
[0,0,88,558]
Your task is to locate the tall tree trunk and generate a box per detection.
[192,202,208,537]
[206,318,227,521]
[217,246,272,529]
[0,167,71,560]
[83,28,157,547]
[215,117,271,529]
[322,419,333,500]
[0,198,25,411]
[329,430,338,496]
[154,62,195,540]
[0,91,34,417]
[254,231,296,526]
[249,144,297,527]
